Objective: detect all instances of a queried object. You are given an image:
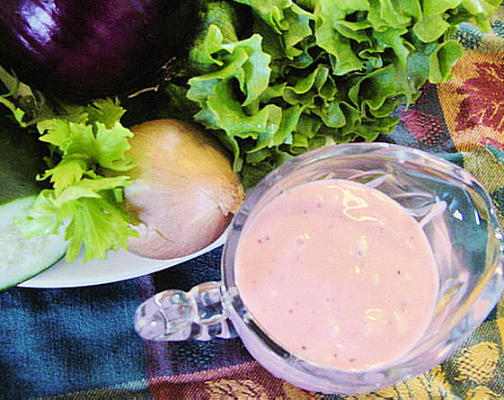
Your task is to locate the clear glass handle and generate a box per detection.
[134,281,237,341]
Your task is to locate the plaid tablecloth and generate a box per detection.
[1,9,504,400]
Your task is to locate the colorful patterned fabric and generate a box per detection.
[1,9,504,400]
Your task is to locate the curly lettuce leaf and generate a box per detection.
[232,0,314,59]
[429,39,465,83]
[188,0,244,72]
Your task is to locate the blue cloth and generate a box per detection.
[0,249,248,399]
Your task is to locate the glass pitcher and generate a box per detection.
[134,143,504,395]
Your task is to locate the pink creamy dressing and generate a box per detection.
[235,179,439,371]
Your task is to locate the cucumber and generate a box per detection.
[0,112,67,289]
[0,196,67,289]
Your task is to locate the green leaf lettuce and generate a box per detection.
[165,0,499,187]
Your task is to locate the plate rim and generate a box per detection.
[19,232,227,288]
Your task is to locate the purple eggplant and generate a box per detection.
[0,0,198,100]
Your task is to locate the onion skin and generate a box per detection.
[124,119,245,259]
[0,0,197,100]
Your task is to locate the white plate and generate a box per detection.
[20,232,226,288]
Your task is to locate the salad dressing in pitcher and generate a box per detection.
[235,179,439,371]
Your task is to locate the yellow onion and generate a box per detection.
[123,119,245,259]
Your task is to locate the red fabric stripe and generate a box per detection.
[147,361,320,399]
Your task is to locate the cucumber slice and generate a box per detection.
[0,196,67,290]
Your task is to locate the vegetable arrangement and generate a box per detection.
[0,0,499,286]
